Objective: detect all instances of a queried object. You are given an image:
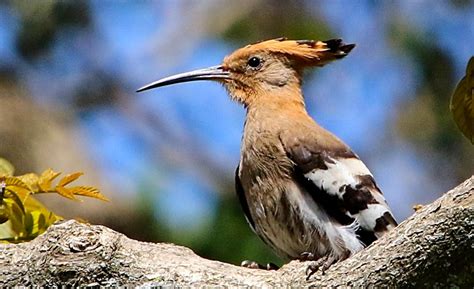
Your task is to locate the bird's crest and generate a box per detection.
[230,38,355,67]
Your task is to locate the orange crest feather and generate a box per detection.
[232,38,355,67]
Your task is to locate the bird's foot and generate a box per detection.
[241,260,279,270]
[305,255,338,280]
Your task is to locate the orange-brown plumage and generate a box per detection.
[226,38,354,66]
[138,38,397,277]
[220,38,355,106]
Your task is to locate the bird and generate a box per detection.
[137,38,398,277]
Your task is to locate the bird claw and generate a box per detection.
[241,260,279,270]
[299,251,316,261]
[305,255,338,280]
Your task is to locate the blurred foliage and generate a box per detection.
[198,194,282,266]
[0,157,107,243]
[11,0,90,60]
[140,189,283,266]
[450,57,474,144]
[222,0,331,45]
[450,0,474,9]
[389,20,474,183]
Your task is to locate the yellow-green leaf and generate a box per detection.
[38,169,61,192]
[16,173,40,192]
[0,204,8,224]
[0,158,14,176]
[0,195,62,242]
[22,196,62,229]
[4,176,30,191]
[24,210,34,235]
[36,212,47,233]
[43,210,61,229]
[55,186,78,200]
[68,186,109,201]
[0,157,103,243]
[4,189,26,215]
[4,200,26,237]
[57,172,84,187]
[450,56,474,144]
[24,210,48,237]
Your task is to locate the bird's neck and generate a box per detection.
[244,86,311,135]
[246,86,307,118]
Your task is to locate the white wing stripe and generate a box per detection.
[304,157,372,197]
[356,204,390,230]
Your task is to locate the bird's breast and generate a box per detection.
[239,128,293,190]
[238,132,326,259]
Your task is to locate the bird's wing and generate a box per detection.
[235,165,256,233]
[280,133,397,240]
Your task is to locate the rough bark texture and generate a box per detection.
[0,176,472,287]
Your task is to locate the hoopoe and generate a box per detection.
[138,38,397,277]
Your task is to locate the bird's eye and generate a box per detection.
[247,57,261,68]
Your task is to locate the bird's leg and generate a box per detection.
[241,260,279,270]
[299,252,333,280]
[305,255,339,280]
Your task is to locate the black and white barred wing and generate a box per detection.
[284,140,397,239]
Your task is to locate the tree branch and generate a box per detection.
[0,176,472,287]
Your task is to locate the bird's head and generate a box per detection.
[138,38,355,107]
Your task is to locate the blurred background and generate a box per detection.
[0,0,473,266]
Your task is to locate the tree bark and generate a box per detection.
[0,176,472,287]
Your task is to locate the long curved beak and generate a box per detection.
[136,65,229,92]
